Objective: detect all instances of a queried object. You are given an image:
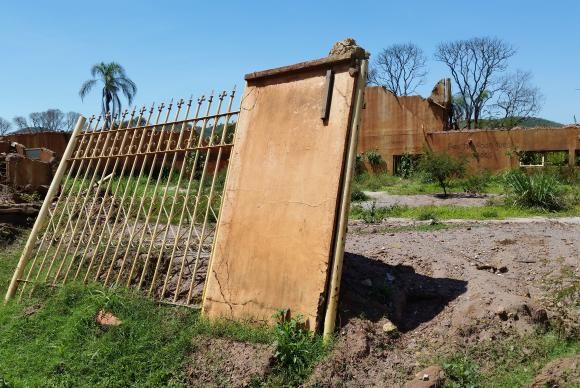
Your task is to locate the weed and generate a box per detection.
[461,172,491,195]
[442,355,480,388]
[272,309,326,385]
[481,209,499,218]
[415,210,439,222]
[351,188,368,202]
[351,203,407,224]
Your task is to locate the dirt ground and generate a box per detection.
[182,217,578,387]
[363,192,495,208]
[308,217,579,386]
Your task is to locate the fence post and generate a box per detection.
[4,115,86,303]
[323,58,368,340]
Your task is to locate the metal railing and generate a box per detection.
[5,90,238,306]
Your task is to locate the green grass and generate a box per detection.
[441,330,579,387]
[352,172,505,195]
[350,203,580,222]
[0,235,327,387]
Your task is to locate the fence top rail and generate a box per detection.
[76,111,240,138]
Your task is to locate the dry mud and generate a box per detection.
[308,218,579,386]
[185,218,578,387]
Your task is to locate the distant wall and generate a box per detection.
[1,132,71,159]
[5,155,53,187]
[359,85,580,173]
[358,85,450,173]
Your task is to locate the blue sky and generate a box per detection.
[1,0,579,124]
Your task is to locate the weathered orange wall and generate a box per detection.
[6,155,53,187]
[203,55,360,331]
[1,132,71,159]
[359,86,580,173]
[358,86,449,173]
[428,127,579,171]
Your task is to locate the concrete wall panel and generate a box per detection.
[203,58,359,331]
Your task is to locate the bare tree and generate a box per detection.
[13,116,28,130]
[369,43,427,96]
[492,70,542,128]
[0,117,12,136]
[435,37,515,128]
[29,109,65,131]
[64,111,82,132]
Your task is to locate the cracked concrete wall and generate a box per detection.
[203,56,360,331]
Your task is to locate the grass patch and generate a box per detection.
[0,236,327,386]
[350,204,580,221]
[440,330,580,387]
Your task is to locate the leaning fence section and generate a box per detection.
[6,90,238,306]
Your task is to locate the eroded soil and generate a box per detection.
[308,218,579,386]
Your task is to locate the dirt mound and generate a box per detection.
[528,355,579,387]
[185,337,274,387]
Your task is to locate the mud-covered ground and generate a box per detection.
[308,218,579,386]
[184,218,579,387]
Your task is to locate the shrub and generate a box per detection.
[461,172,491,195]
[395,153,419,178]
[503,170,565,211]
[364,150,383,166]
[351,203,406,223]
[350,188,368,202]
[418,151,466,196]
[415,210,439,222]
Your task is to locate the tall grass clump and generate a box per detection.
[504,170,565,211]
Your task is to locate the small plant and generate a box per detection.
[442,355,480,388]
[415,210,439,222]
[364,150,383,167]
[351,188,368,202]
[504,170,565,211]
[272,309,324,384]
[418,150,466,196]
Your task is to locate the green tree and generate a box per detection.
[79,62,137,119]
[418,150,466,196]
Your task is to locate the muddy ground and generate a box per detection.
[308,218,579,386]
[187,217,579,387]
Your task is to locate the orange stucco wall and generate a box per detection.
[359,86,580,173]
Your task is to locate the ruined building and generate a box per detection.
[359,81,580,174]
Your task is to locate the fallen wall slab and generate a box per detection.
[202,52,367,332]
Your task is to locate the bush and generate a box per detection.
[415,210,439,222]
[395,153,420,178]
[418,151,466,196]
[364,150,383,166]
[461,172,491,195]
[504,170,565,211]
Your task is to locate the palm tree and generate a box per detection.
[79,62,137,120]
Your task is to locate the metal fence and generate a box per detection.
[5,90,238,306]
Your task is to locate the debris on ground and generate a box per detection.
[95,310,122,326]
[186,337,274,387]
